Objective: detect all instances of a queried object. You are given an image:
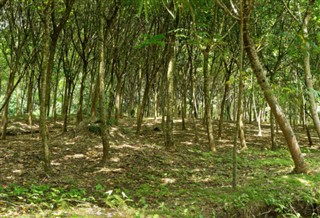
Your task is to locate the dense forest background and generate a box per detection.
[1,0,320,217]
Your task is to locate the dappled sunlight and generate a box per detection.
[12,169,22,174]
[273,167,292,175]
[1,118,320,217]
[51,161,61,166]
[97,167,124,173]
[161,178,176,184]
[65,141,75,145]
[294,177,312,186]
[110,157,120,162]
[190,174,215,183]
[218,139,231,143]
[180,141,194,146]
[113,143,141,151]
[64,153,85,160]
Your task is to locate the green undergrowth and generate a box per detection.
[1,146,320,217]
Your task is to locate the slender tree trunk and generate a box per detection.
[270,75,276,150]
[77,61,88,124]
[270,113,276,149]
[62,79,70,133]
[91,74,99,121]
[15,86,20,116]
[174,72,179,120]
[107,73,114,121]
[115,75,122,125]
[40,1,52,173]
[203,48,216,152]
[154,89,158,120]
[97,0,109,165]
[27,69,34,136]
[1,70,14,139]
[136,76,150,135]
[243,1,308,173]
[190,54,198,143]
[302,94,313,146]
[248,74,254,123]
[218,70,231,139]
[237,7,246,150]
[128,76,136,117]
[45,0,75,117]
[181,66,187,130]
[303,1,320,140]
[164,34,175,148]
[52,61,60,124]
[161,67,166,132]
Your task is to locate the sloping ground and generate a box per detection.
[0,118,320,217]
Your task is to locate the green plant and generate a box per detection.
[103,189,133,208]
[233,193,250,209]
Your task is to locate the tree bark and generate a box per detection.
[237,5,246,150]
[164,33,175,148]
[97,0,109,165]
[77,60,88,124]
[27,69,34,136]
[218,68,231,140]
[181,65,188,130]
[115,73,122,125]
[203,48,216,152]
[136,75,151,135]
[1,70,14,139]
[302,0,320,140]
[39,1,52,173]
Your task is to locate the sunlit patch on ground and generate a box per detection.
[0,118,319,217]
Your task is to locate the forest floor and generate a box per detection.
[0,117,320,217]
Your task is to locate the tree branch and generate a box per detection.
[215,0,240,21]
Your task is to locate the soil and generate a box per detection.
[0,117,319,217]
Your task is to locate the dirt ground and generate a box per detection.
[0,117,319,216]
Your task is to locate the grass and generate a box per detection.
[1,119,320,217]
[3,147,319,217]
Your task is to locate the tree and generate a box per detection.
[242,0,309,173]
[97,0,119,164]
[300,0,320,140]
[39,0,53,173]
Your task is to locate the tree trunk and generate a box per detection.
[62,79,70,133]
[52,74,59,124]
[136,75,150,135]
[203,48,216,152]
[164,34,175,148]
[128,76,136,117]
[1,70,15,139]
[27,69,34,136]
[237,7,246,150]
[154,89,158,120]
[270,113,276,150]
[91,73,99,121]
[45,0,75,117]
[218,70,231,140]
[181,65,187,130]
[248,74,254,123]
[302,1,320,140]
[77,61,88,124]
[39,1,52,173]
[302,95,313,146]
[97,0,109,165]
[243,1,308,173]
[115,75,122,125]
